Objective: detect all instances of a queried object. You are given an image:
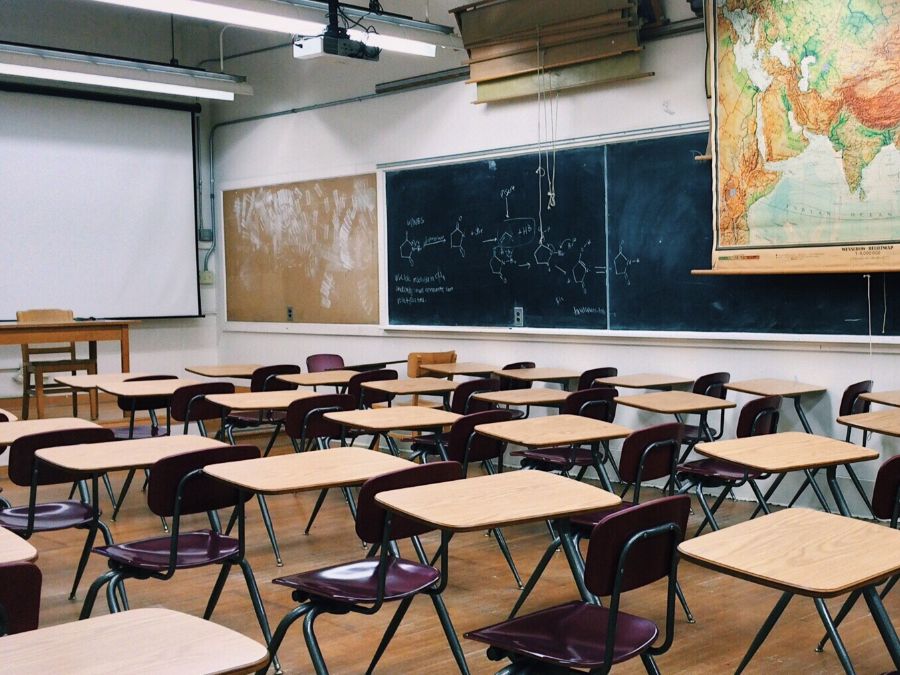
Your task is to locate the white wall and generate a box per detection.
[209,27,900,516]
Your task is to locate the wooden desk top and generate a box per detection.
[492,367,580,383]
[97,378,200,398]
[695,432,879,472]
[205,390,318,412]
[837,409,900,437]
[185,364,261,378]
[277,370,358,387]
[0,418,100,446]
[55,373,151,389]
[420,362,497,376]
[376,470,620,532]
[860,390,900,407]
[362,377,458,395]
[204,447,414,495]
[725,378,826,398]
[325,407,461,432]
[472,388,569,407]
[595,373,693,389]
[679,508,900,597]
[0,607,268,674]
[0,526,38,563]
[36,436,228,473]
[0,408,18,422]
[475,414,631,448]
[615,391,736,414]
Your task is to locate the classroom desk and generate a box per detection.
[277,369,358,389]
[206,390,320,455]
[204,447,414,564]
[97,378,200,437]
[860,390,900,407]
[0,417,100,447]
[0,607,269,674]
[679,508,900,673]
[492,367,580,389]
[55,373,150,421]
[837,409,900,438]
[474,414,631,490]
[0,525,38,563]
[472,387,569,408]
[694,431,879,516]
[185,364,261,378]
[595,373,693,390]
[615,391,736,442]
[0,320,133,373]
[325,407,461,457]
[376,471,621,638]
[361,376,458,407]
[725,378,826,434]
[420,362,498,378]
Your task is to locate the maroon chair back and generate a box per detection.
[450,378,500,414]
[250,365,300,393]
[497,362,535,391]
[840,380,874,416]
[147,444,259,517]
[348,369,398,408]
[562,387,618,423]
[872,455,900,523]
[0,562,41,635]
[355,461,464,543]
[618,423,684,486]
[445,409,518,465]
[584,495,690,597]
[284,394,355,440]
[579,367,618,391]
[692,372,731,399]
[735,395,782,438]
[116,374,178,413]
[8,427,115,487]
[306,354,345,373]
[170,382,234,423]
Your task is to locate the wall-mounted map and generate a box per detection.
[711,0,900,272]
[223,174,379,324]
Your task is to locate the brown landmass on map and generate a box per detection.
[840,27,900,130]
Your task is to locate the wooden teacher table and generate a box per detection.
[325,407,461,457]
[0,319,133,372]
[0,607,269,674]
[0,525,38,563]
[376,470,621,648]
[595,372,693,390]
[679,509,900,673]
[185,364,261,378]
[725,378,826,434]
[474,414,631,490]
[694,431,879,517]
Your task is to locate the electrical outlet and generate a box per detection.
[287,306,294,321]
[199,270,214,285]
[513,306,524,327]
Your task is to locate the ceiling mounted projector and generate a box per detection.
[293,35,380,61]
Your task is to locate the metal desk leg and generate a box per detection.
[735,591,793,674]
[863,585,900,669]
[814,597,855,674]
[793,396,813,434]
[556,519,597,605]
[589,442,613,492]
[826,466,853,517]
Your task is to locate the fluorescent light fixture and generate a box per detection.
[0,43,252,100]
[87,0,446,56]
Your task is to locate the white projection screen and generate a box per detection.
[0,88,201,319]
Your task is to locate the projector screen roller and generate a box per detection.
[0,88,201,320]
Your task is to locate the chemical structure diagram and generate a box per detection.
[397,185,607,292]
[613,241,640,285]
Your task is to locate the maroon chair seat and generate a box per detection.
[0,562,42,636]
[0,501,95,531]
[512,445,595,469]
[92,530,240,571]
[468,600,658,669]
[274,557,440,604]
[466,496,691,674]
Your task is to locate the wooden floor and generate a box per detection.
[5,397,899,673]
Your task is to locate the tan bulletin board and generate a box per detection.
[223,174,379,324]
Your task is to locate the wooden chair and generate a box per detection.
[405,350,457,407]
[17,309,97,420]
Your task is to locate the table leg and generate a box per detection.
[735,591,793,674]
[589,442,613,492]
[556,520,597,604]
[119,326,130,372]
[826,466,853,517]
[863,585,900,669]
[792,396,813,434]
[813,597,856,674]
